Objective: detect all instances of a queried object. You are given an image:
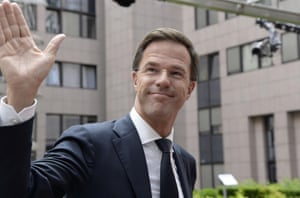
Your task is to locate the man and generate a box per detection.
[0,1,198,197]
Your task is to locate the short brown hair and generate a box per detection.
[132,27,198,81]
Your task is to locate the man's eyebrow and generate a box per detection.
[144,61,159,67]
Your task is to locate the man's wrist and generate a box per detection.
[0,96,37,126]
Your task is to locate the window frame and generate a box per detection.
[194,7,218,30]
[46,0,96,39]
[46,113,97,150]
[226,41,272,75]
[281,32,300,64]
[46,61,97,89]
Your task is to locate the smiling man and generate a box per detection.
[0,1,199,197]
[133,40,196,138]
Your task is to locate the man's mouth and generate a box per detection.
[150,92,173,97]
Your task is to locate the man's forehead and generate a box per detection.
[142,41,191,64]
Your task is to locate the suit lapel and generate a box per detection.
[112,115,152,198]
[173,146,193,198]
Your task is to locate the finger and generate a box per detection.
[0,8,5,45]
[43,34,66,56]
[3,2,20,38]
[0,2,12,42]
[12,2,30,37]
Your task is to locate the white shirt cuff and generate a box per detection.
[0,96,37,126]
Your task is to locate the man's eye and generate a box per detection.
[171,71,184,78]
[147,68,158,73]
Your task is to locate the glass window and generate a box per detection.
[82,65,97,89]
[46,10,60,34]
[264,115,277,183]
[211,107,222,134]
[261,56,272,68]
[209,79,221,106]
[47,62,97,89]
[82,0,95,13]
[282,33,299,62]
[199,109,210,132]
[46,0,96,39]
[210,54,220,79]
[46,114,97,151]
[227,47,241,74]
[23,4,37,30]
[62,12,80,37]
[46,114,61,149]
[14,2,37,30]
[199,56,208,81]
[195,8,206,30]
[198,82,209,108]
[47,0,61,8]
[62,63,80,88]
[47,62,61,86]
[212,134,224,162]
[208,10,218,25]
[82,115,97,123]
[82,15,96,39]
[62,115,81,130]
[62,0,81,11]
[242,43,259,72]
[200,134,212,163]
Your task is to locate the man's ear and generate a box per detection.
[186,81,196,98]
[132,71,138,89]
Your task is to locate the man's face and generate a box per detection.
[132,40,195,123]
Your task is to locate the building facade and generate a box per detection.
[0,0,300,189]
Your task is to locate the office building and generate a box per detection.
[0,0,299,189]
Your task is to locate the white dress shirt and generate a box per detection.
[0,96,36,126]
[130,108,184,198]
[0,96,184,197]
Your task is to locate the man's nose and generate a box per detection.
[156,70,170,88]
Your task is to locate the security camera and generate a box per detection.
[252,39,271,57]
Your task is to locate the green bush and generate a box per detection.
[241,186,266,198]
[278,179,300,198]
[193,178,300,198]
[199,188,219,198]
[217,186,239,197]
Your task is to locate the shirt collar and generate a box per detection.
[130,107,174,145]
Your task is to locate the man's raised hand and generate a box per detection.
[0,1,65,112]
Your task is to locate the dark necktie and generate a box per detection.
[155,139,179,198]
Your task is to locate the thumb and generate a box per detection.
[43,34,66,56]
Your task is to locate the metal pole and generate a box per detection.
[222,186,227,198]
[163,0,300,25]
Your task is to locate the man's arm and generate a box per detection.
[0,118,34,197]
[0,0,65,197]
[0,0,65,112]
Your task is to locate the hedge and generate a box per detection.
[194,178,300,198]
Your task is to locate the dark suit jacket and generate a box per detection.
[0,115,196,198]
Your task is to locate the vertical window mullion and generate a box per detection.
[80,65,83,88]
[206,10,209,26]
[298,34,300,59]
[59,62,62,86]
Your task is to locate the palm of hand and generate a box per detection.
[0,1,65,111]
[0,36,52,92]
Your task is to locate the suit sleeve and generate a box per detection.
[0,118,33,198]
[0,119,96,198]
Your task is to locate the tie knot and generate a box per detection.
[155,138,172,153]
